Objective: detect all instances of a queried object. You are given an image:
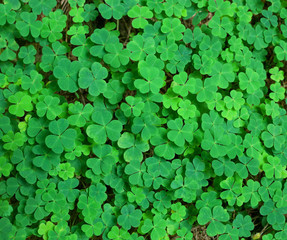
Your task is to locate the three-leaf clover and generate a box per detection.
[45,119,77,154]
[78,62,108,96]
[86,110,123,144]
[128,5,153,29]
[167,118,198,147]
[117,204,142,230]
[198,206,230,236]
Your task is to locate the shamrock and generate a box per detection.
[233,214,254,238]
[36,95,62,120]
[177,99,197,120]
[189,77,217,102]
[247,25,268,50]
[45,119,77,154]
[86,144,116,176]
[261,10,278,28]
[239,68,263,94]
[167,118,198,147]
[236,155,259,178]
[161,18,185,41]
[78,62,108,96]
[117,132,149,162]
[198,206,230,236]
[70,34,92,58]
[56,179,77,204]
[53,59,82,92]
[128,5,153,29]
[18,45,36,64]
[157,39,178,61]
[243,133,263,159]
[141,215,167,239]
[265,101,280,119]
[98,0,125,20]
[212,157,236,177]
[201,128,231,158]
[0,4,16,25]
[125,160,146,186]
[120,96,145,117]
[2,131,26,151]
[15,12,42,38]
[170,174,199,202]
[0,218,12,240]
[0,156,12,177]
[82,219,103,238]
[82,4,98,22]
[209,15,234,39]
[260,200,287,228]
[135,66,164,93]
[86,110,123,144]
[118,204,142,230]
[208,0,235,16]
[269,67,284,82]
[0,36,19,61]
[103,80,126,104]
[29,0,57,15]
[21,70,43,94]
[103,42,130,68]
[171,72,192,97]
[8,92,33,117]
[25,195,49,220]
[40,41,68,72]
[41,10,67,42]
[127,35,156,61]
[262,156,285,179]
[108,226,130,240]
[223,90,245,111]
[171,202,186,222]
[274,40,287,60]
[163,0,186,17]
[269,83,285,102]
[67,102,93,127]
[90,28,118,58]
[69,7,84,23]
[237,6,252,23]
[242,180,261,208]
[261,124,285,150]
[210,61,235,89]
[2,0,287,239]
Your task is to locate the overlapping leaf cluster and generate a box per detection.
[0,0,287,239]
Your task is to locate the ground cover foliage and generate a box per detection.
[0,0,287,239]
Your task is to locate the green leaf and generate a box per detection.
[198,206,230,236]
[45,119,77,154]
[78,62,108,96]
[128,5,153,29]
[118,204,142,230]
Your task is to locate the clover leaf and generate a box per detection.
[198,206,230,236]
[141,215,167,239]
[8,92,33,117]
[53,59,82,92]
[86,110,123,144]
[16,12,42,38]
[21,70,43,94]
[36,95,62,120]
[167,118,198,147]
[45,119,77,154]
[78,62,108,96]
[118,132,149,162]
[128,5,153,29]
[118,204,142,230]
[98,0,125,20]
